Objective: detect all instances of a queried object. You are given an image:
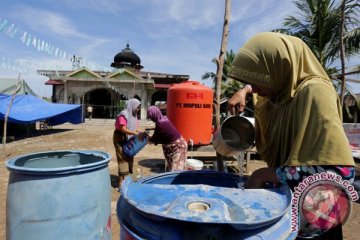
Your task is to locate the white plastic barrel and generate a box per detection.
[186,159,203,170]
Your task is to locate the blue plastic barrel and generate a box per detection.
[6,150,112,240]
[117,171,298,240]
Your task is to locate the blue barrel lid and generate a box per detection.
[5,150,111,175]
[120,174,292,230]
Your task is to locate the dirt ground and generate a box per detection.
[1,120,360,240]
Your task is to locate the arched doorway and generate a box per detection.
[85,88,112,119]
[151,90,167,105]
[133,94,142,119]
[151,90,167,115]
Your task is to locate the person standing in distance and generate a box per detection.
[87,105,93,120]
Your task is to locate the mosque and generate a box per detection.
[37,44,189,119]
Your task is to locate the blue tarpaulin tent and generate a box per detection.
[0,79,82,125]
[0,94,82,125]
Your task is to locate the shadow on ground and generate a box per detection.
[138,158,165,173]
[110,174,119,189]
[2,128,74,143]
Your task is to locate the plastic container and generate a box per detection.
[185,158,203,170]
[6,150,112,240]
[117,171,297,240]
[167,81,213,145]
[122,134,148,157]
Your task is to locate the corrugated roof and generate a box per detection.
[154,83,173,89]
[45,79,63,85]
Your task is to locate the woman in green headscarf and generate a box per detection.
[227,32,355,239]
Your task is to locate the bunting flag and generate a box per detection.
[103,80,128,98]
[0,56,68,73]
[0,16,110,73]
[1,54,112,76]
[0,17,69,61]
[0,19,8,31]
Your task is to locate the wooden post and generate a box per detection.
[339,0,346,107]
[214,0,231,171]
[215,0,231,130]
[2,75,21,156]
[81,94,85,130]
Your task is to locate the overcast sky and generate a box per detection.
[1,0,359,97]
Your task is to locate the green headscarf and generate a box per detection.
[228,32,354,167]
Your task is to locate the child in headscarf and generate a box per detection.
[147,106,188,171]
[227,32,355,239]
[113,98,143,189]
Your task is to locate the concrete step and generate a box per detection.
[83,118,154,128]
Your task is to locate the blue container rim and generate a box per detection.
[137,170,245,184]
[120,171,293,230]
[5,150,111,175]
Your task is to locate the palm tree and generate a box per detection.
[221,79,243,99]
[274,0,360,120]
[222,50,236,82]
[202,58,217,88]
[202,50,243,99]
[273,0,359,73]
[202,49,256,118]
[220,50,246,99]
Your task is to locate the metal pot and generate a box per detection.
[212,116,255,157]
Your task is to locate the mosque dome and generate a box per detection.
[111,43,143,70]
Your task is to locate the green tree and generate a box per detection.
[273,0,359,73]
[202,58,217,88]
[202,50,243,99]
[274,0,359,119]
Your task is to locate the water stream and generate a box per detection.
[235,151,245,188]
[235,151,245,179]
[189,139,194,159]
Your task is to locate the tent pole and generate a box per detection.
[2,74,21,156]
[81,94,84,130]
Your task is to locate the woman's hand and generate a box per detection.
[119,125,139,136]
[227,85,252,115]
[147,138,154,145]
[138,131,149,141]
[244,167,279,189]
